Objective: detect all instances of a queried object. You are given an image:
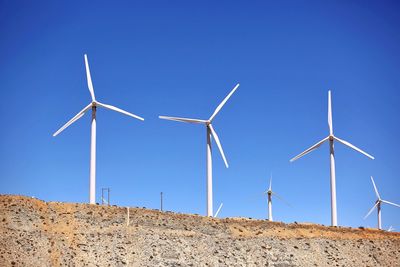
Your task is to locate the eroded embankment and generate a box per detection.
[0,195,399,266]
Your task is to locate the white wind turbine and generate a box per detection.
[159,83,239,217]
[364,176,400,230]
[53,54,144,204]
[290,90,374,226]
[264,176,289,221]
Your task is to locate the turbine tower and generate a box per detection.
[264,175,289,221]
[290,90,374,226]
[53,54,144,204]
[364,176,400,230]
[159,83,239,217]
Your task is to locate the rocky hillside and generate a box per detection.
[0,195,399,266]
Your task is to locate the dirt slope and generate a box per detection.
[0,195,399,266]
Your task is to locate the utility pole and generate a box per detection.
[160,192,163,211]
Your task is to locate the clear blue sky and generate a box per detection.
[1,1,399,229]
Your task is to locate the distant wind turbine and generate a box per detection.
[264,175,289,221]
[159,83,239,216]
[364,176,400,230]
[290,90,374,226]
[53,54,144,204]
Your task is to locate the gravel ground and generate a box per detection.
[1,195,399,266]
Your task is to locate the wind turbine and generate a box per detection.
[53,54,144,204]
[264,176,289,221]
[159,83,239,217]
[364,176,400,230]
[290,90,374,226]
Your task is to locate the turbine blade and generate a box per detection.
[272,192,291,207]
[208,124,229,168]
[269,176,272,191]
[209,83,239,121]
[247,192,266,203]
[381,200,400,208]
[53,103,92,136]
[159,116,207,124]
[84,54,96,101]
[334,136,375,160]
[370,176,381,199]
[214,203,223,217]
[328,90,333,135]
[96,102,144,121]
[289,136,329,162]
[364,202,378,219]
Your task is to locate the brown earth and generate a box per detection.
[0,195,399,266]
